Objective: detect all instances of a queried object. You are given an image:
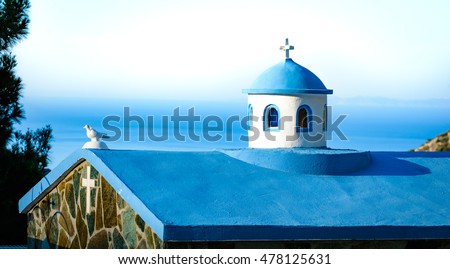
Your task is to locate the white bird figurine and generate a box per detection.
[83,125,110,142]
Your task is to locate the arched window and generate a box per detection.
[268,107,279,127]
[297,105,312,132]
[247,104,253,129]
[264,105,280,130]
[322,104,327,131]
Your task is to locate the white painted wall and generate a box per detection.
[247,94,327,148]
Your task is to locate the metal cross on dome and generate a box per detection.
[82,166,96,214]
[280,38,294,59]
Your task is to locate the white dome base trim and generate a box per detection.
[82,141,109,150]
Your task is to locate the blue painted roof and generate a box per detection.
[243,58,333,95]
[19,149,450,242]
[223,148,371,175]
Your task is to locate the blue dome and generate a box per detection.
[243,58,332,95]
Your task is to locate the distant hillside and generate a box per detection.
[415,130,450,152]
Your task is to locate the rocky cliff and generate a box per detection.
[415,130,450,152]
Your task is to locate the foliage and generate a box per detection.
[0,0,53,244]
[0,53,24,149]
[0,0,31,51]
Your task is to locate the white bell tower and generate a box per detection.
[243,38,333,148]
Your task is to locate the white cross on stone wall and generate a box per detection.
[280,38,294,59]
[82,166,96,214]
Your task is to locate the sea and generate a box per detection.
[17,96,450,169]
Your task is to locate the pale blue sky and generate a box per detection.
[14,0,450,101]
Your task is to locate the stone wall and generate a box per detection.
[26,161,163,249]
